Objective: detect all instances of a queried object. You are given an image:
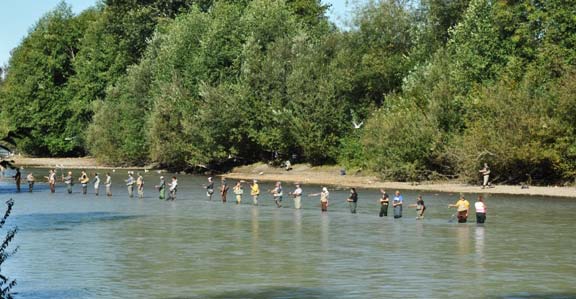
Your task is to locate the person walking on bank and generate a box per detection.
[205,177,214,201]
[63,171,74,194]
[156,176,166,200]
[105,173,112,197]
[393,190,403,218]
[449,195,470,223]
[26,172,35,192]
[220,178,229,203]
[93,173,101,196]
[79,171,89,195]
[379,189,389,217]
[291,183,303,209]
[136,173,144,199]
[13,168,22,192]
[271,181,283,208]
[249,179,260,206]
[310,187,329,213]
[126,172,135,198]
[347,188,358,214]
[409,195,426,219]
[233,181,243,204]
[479,163,491,189]
[475,195,487,224]
[168,176,178,200]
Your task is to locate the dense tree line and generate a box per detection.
[0,0,574,185]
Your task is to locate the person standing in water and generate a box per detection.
[63,171,74,194]
[479,163,491,189]
[310,187,329,212]
[126,172,135,198]
[156,176,166,200]
[233,181,243,204]
[249,179,260,206]
[136,173,144,199]
[449,195,470,223]
[475,195,487,224]
[26,172,35,192]
[13,168,21,192]
[291,183,303,209]
[93,173,101,196]
[409,195,426,219]
[46,169,57,193]
[105,173,112,197]
[79,171,89,195]
[379,189,389,217]
[220,178,229,203]
[347,188,358,214]
[205,177,214,200]
[271,181,283,208]
[168,176,178,200]
[393,190,403,218]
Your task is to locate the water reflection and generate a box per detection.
[475,225,486,272]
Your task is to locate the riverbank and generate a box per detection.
[224,163,576,198]
[11,156,113,169]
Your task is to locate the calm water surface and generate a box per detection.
[1,169,576,298]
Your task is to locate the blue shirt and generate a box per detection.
[393,195,403,204]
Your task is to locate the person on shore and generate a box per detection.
[449,195,470,223]
[291,183,303,209]
[156,176,166,200]
[479,163,491,189]
[409,195,426,219]
[233,181,243,204]
[13,168,21,192]
[136,173,144,199]
[379,189,389,217]
[26,172,35,192]
[270,181,283,208]
[205,177,214,200]
[220,178,229,203]
[93,173,101,196]
[347,187,358,214]
[79,171,89,195]
[105,173,112,197]
[63,171,74,194]
[249,179,260,206]
[310,187,329,212]
[168,176,178,200]
[393,190,403,218]
[475,195,487,224]
[126,172,135,198]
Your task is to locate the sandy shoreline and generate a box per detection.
[8,157,575,198]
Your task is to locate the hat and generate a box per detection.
[322,187,328,192]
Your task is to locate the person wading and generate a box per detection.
[347,188,358,214]
[475,195,487,224]
[449,195,470,223]
[291,183,303,209]
[393,190,403,218]
[63,171,74,194]
[93,173,101,196]
[205,177,214,200]
[105,173,112,197]
[233,181,243,204]
[310,187,329,213]
[220,178,229,203]
[136,173,144,199]
[79,171,89,195]
[409,195,426,220]
[271,181,283,208]
[156,176,166,200]
[125,172,135,198]
[379,189,389,217]
[249,179,260,206]
[26,172,35,192]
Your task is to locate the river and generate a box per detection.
[1,169,575,298]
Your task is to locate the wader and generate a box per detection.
[379,204,388,217]
[394,205,403,218]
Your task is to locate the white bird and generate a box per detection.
[144,169,149,173]
[352,120,364,129]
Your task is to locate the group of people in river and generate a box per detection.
[7,169,487,223]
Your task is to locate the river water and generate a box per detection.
[1,169,575,298]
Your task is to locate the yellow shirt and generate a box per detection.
[455,199,470,212]
[250,183,260,196]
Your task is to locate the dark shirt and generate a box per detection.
[350,192,358,203]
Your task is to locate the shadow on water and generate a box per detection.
[489,294,576,299]
[13,288,91,299]
[170,287,338,299]
[12,212,141,232]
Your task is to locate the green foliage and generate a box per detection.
[0,199,18,299]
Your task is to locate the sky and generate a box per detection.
[0,0,362,68]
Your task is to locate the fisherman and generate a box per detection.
[46,169,57,193]
[449,195,470,223]
[393,190,403,219]
[409,195,426,219]
[291,183,303,209]
[310,187,329,212]
[347,187,358,214]
[26,172,35,192]
[270,181,283,208]
[249,179,260,206]
[220,178,229,203]
[168,176,178,200]
[233,181,243,204]
[105,173,112,197]
[205,177,214,200]
[93,173,101,196]
[13,168,21,192]
[475,195,487,224]
[379,189,389,217]
[79,171,89,195]
[156,176,166,200]
[126,172,135,198]
[479,163,491,189]
[136,173,144,199]
[63,171,73,194]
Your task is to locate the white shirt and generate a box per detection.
[475,202,486,213]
